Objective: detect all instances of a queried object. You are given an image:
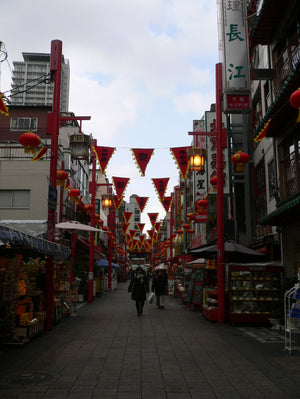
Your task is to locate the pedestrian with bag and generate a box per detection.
[128,266,149,316]
[152,269,168,309]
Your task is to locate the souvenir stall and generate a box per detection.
[0,225,70,345]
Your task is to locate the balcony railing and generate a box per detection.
[273,33,300,98]
[279,150,300,202]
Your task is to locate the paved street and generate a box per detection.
[0,282,300,399]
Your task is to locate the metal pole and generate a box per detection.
[45,40,62,331]
[216,62,225,324]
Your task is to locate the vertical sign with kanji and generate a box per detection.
[205,111,229,195]
[221,0,250,113]
[192,120,207,202]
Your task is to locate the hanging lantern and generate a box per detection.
[77,201,85,212]
[94,213,100,221]
[210,176,217,192]
[56,170,68,186]
[19,132,41,154]
[69,134,91,161]
[290,88,300,123]
[188,228,195,235]
[84,204,94,214]
[171,233,177,239]
[231,151,250,172]
[195,199,208,214]
[176,229,183,235]
[68,188,80,202]
[187,212,195,221]
[102,226,109,232]
[183,223,191,231]
[102,194,113,208]
[187,147,206,173]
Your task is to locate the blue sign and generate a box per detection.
[48,185,57,206]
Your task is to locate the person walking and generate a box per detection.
[152,269,168,309]
[128,267,149,316]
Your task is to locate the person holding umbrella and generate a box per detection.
[128,267,149,316]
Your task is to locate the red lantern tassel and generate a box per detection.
[31,146,47,161]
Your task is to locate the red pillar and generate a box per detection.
[216,63,225,324]
[88,140,97,303]
[108,231,112,291]
[46,40,62,331]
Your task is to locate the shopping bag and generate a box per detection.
[148,292,155,304]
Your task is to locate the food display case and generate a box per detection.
[227,262,284,324]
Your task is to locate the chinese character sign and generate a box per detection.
[221,0,249,92]
[205,111,229,195]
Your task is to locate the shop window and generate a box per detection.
[0,190,30,209]
[10,117,38,132]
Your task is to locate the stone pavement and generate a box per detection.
[0,282,300,399]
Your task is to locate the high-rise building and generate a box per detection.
[126,194,141,232]
[11,52,70,112]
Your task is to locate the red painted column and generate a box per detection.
[88,140,97,303]
[216,62,225,324]
[108,230,112,291]
[46,40,62,331]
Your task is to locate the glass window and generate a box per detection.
[0,190,30,209]
[10,118,38,131]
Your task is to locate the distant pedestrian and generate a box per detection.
[152,269,168,309]
[128,267,149,316]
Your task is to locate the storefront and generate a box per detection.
[0,225,70,345]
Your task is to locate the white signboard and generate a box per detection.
[221,0,250,92]
[192,120,208,202]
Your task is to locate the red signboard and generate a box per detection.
[226,94,250,112]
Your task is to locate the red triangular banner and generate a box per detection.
[64,177,70,190]
[161,196,173,212]
[147,229,155,240]
[112,176,130,199]
[113,195,124,211]
[139,234,146,244]
[122,222,130,235]
[31,146,47,161]
[148,212,159,228]
[152,178,169,202]
[123,212,133,224]
[135,196,149,213]
[136,223,145,234]
[0,93,9,116]
[131,148,154,176]
[129,229,137,240]
[170,146,191,179]
[155,222,161,232]
[93,146,116,174]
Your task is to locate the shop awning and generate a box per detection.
[0,224,70,259]
[96,259,120,269]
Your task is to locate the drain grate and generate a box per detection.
[7,373,53,385]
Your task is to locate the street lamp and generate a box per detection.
[187,147,206,173]
[102,194,114,291]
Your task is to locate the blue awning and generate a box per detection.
[0,224,70,259]
[96,259,120,269]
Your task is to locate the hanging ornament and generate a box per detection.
[31,146,47,161]
[112,176,130,199]
[152,178,169,202]
[290,88,300,123]
[19,132,41,154]
[0,92,9,116]
[85,204,94,214]
[148,212,159,228]
[161,196,173,212]
[57,170,68,186]
[68,188,80,202]
[135,196,149,213]
[210,176,217,192]
[231,151,250,172]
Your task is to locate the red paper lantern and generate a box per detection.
[76,201,85,211]
[188,228,195,234]
[56,170,68,186]
[195,199,208,214]
[84,204,94,214]
[231,151,250,172]
[176,229,183,235]
[102,226,109,232]
[19,132,41,153]
[187,212,195,221]
[290,88,300,109]
[171,233,177,238]
[183,223,191,231]
[68,188,80,202]
[210,176,217,192]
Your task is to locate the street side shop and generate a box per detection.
[0,225,70,345]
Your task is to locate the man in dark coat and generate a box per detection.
[152,269,168,309]
[128,267,149,316]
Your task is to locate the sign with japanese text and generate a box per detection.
[220,0,250,113]
[174,186,182,229]
[192,120,207,203]
[205,111,229,195]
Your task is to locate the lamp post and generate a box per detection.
[187,63,225,323]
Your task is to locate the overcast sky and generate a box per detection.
[1,0,219,232]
